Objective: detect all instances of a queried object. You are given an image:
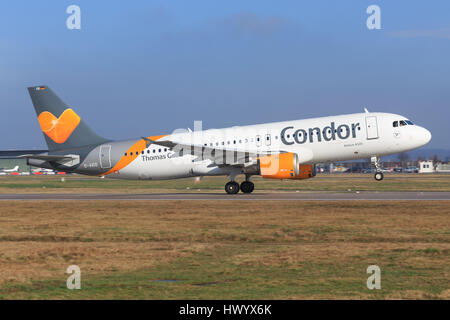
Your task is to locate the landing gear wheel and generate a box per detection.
[225,181,240,194]
[240,181,255,194]
[374,172,384,181]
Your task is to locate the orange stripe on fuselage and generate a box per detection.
[101,135,167,176]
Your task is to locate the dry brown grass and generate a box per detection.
[0,200,448,299]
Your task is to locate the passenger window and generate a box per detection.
[124,153,127,156]
[265,134,271,146]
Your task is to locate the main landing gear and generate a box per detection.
[371,156,384,181]
[225,181,240,194]
[240,181,255,194]
[225,175,255,194]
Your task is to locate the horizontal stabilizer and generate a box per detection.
[18,154,76,162]
[19,153,80,167]
[0,150,48,159]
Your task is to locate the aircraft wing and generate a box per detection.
[145,137,285,166]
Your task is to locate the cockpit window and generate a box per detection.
[394,120,414,127]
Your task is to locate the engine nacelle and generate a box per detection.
[294,164,316,179]
[258,153,315,180]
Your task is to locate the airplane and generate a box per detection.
[329,163,350,173]
[1,165,19,173]
[8,85,431,194]
[32,168,56,174]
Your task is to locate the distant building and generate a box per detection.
[436,163,450,173]
[419,160,434,173]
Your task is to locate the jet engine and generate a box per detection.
[257,153,315,179]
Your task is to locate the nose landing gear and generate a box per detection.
[371,156,384,181]
[374,171,384,181]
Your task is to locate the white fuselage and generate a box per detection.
[113,112,431,180]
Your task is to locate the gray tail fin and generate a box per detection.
[28,85,108,151]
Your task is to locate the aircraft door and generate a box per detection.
[100,145,112,168]
[365,116,379,140]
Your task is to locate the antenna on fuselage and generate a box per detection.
[364,108,370,113]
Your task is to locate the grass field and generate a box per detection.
[0,173,449,193]
[0,200,449,299]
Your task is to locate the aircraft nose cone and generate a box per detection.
[424,128,432,144]
[418,127,432,146]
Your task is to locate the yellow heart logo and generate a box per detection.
[38,108,81,143]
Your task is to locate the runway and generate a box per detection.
[1,192,449,201]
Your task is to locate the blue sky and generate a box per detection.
[1,1,449,149]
